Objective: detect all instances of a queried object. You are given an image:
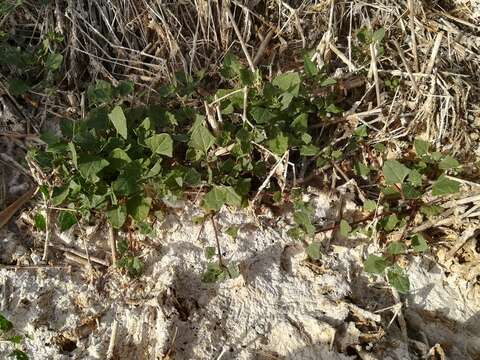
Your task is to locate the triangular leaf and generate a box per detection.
[190,120,215,154]
[145,133,173,157]
[386,241,406,255]
[383,160,410,184]
[339,219,351,237]
[202,186,226,212]
[411,234,428,253]
[272,72,301,96]
[78,155,109,181]
[58,211,77,232]
[108,106,128,139]
[106,205,127,229]
[127,195,152,222]
[414,138,429,157]
[387,265,410,294]
[364,254,387,274]
[438,155,459,170]
[306,242,321,260]
[432,175,460,196]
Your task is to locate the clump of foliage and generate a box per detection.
[28,53,343,234]
[28,42,463,291]
[116,239,143,277]
[361,138,460,293]
[1,1,64,97]
[0,313,29,359]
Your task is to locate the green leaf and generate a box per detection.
[58,211,77,232]
[145,133,173,157]
[407,169,422,187]
[106,205,127,229]
[354,162,370,177]
[8,349,29,360]
[204,246,216,259]
[432,175,460,196]
[420,205,443,218]
[382,214,399,232]
[127,195,152,222]
[363,199,377,212]
[8,335,22,344]
[87,80,113,105]
[306,242,321,260]
[51,186,69,206]
[272,72,301,96]
[223,186,242,207]
[45,52,63,71]
[364,254,387,274]
[202,186,226,212]
[431,151,442,161]
[8,79,29,96]
[112,173,138,196]
[0,314,13,332]
[266,132,289,155]
[331,150,342,160]
[78,156,109,181]
[291,113,308,131]
[293,211,315,236]
[339,219,351,237]
[300,144,319,156]
[251,107,275,124]
[239,68,255,86]
[303,54,318,77]
[220,53,242,79]
[34,213,46,231]
[116,80,134,96]
[387,265,410,294]
[68,142,77,168]
[386,241,406,255]
[438,155,459,170]
[301,133,312,144]
[325,103,343,114]
[402,183,422,199]
[108,106,128,139]
[202,263,224,283]
[354,125,368,138]
[110,148,132,168]
[190,121,215,154]
[320,78,337,87]
[414,138,429,157]
[383,160,410,184]
[226,226,239,239]
[411,234,428,253]
[372,27,385,43]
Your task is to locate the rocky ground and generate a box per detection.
[1,189,479,359]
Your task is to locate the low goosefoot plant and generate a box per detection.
[301,137,461,293]
[0,313,29,360]
[28,46,463,290]
[28,52,346,277]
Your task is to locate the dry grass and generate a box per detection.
[1,0,479,159]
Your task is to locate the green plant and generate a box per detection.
[361,138,461,293]
[116,240,144,277]
[0,314,29,359]
[28,54,343,235]
[1,1,64,97]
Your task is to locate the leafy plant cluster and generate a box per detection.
[29,53,344,236]
[361,138,460,292]
[1,1,64,97]
[28,45,464,290]
[298,136,461,293]
[0,313,29,360]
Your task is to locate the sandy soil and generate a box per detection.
[1,191,479,360]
